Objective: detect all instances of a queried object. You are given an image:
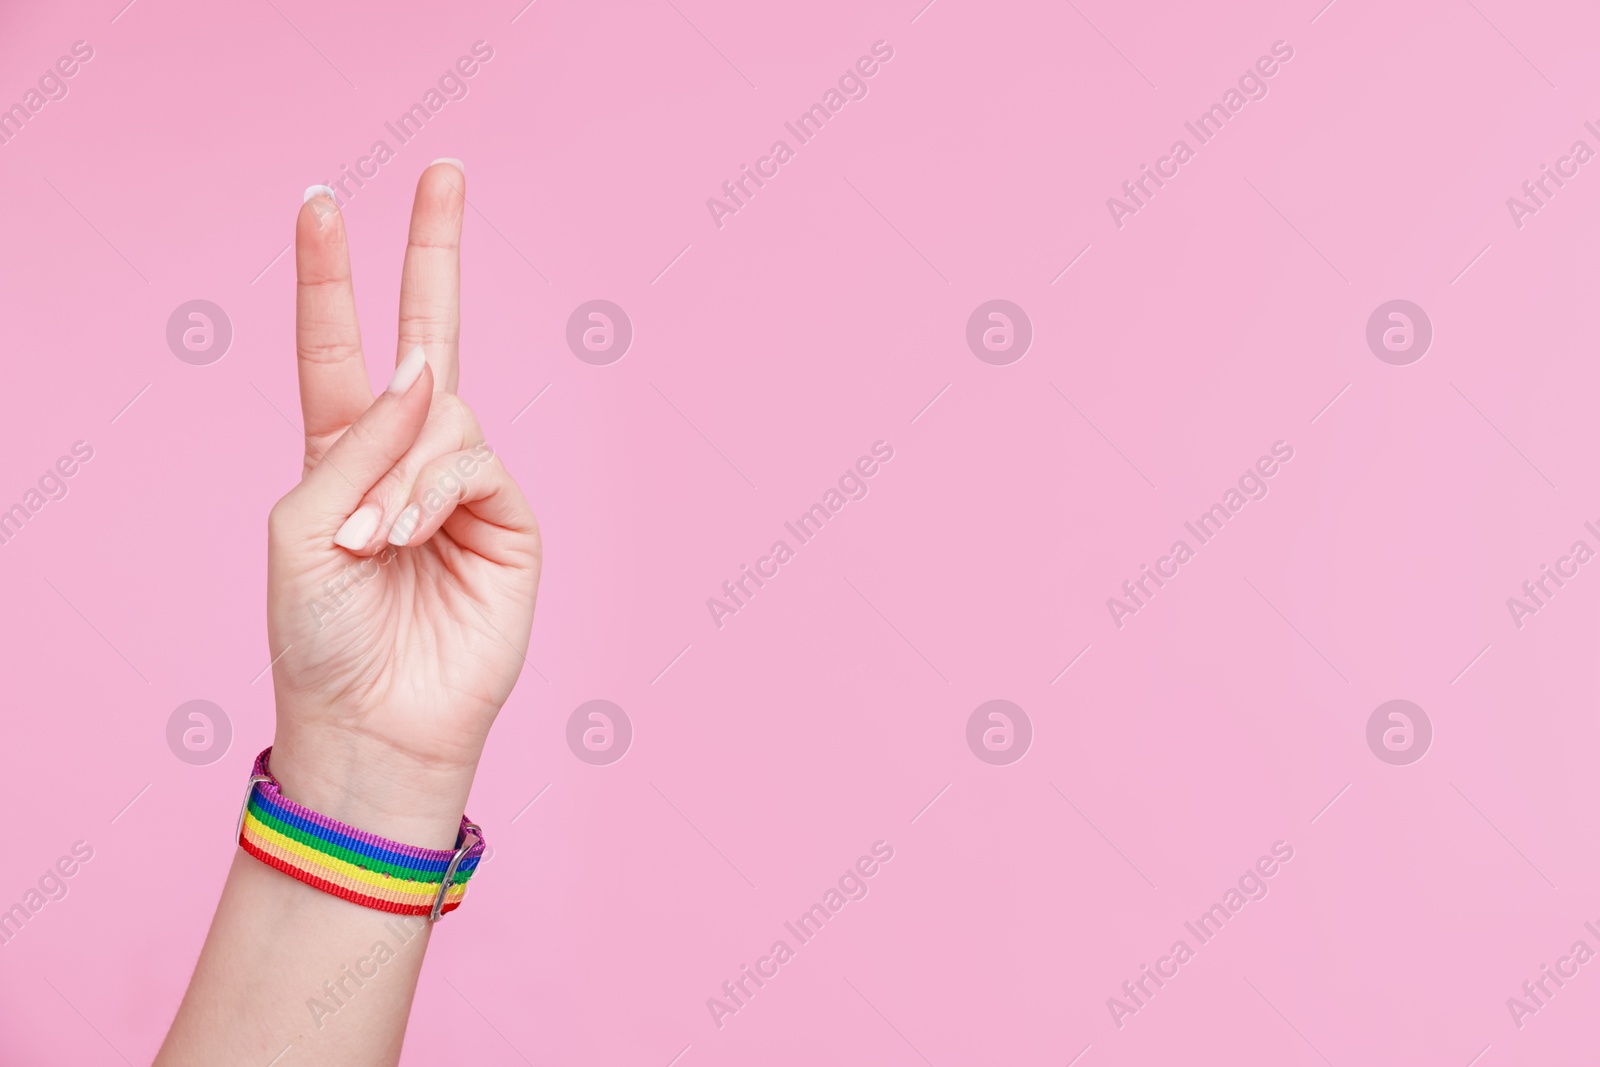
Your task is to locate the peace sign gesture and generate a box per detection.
[264,163,541,848]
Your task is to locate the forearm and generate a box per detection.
[156,738,477,1066]
[156,851,432,1066]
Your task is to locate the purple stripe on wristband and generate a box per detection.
[250,747,484,863]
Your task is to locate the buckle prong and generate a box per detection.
[430,823,481,923]
[234,774,272,844]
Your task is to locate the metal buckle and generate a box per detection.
[234,774,272,844]
[430,823,481,923]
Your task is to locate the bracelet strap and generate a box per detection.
[235,747,485,921]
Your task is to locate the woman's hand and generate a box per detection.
[158,162,541,1067]
[265,162,541,848]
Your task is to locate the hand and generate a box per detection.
[264,164,540,848]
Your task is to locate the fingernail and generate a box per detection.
[333,505,381,550]
[431,157,465,173]
[388,503,422,546]
[387,345,428,395]
[304,184,337,203]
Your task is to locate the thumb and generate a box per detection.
[288,345,434,538]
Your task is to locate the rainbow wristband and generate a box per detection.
[235,747,484,921]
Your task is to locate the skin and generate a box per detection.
[155,163,540,1066]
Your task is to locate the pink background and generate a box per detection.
[1,0,1598,1063]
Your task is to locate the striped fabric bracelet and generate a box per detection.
[235,747,485,921]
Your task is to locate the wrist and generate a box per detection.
[267,725,479,850]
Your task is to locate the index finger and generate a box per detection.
[395,161,466,392]
[295,188,373,449]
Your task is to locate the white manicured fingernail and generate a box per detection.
[431,157,464,173]
[388,503,422,546]
[388,346,427,395]
[333,505,381,550]
[304,184,337,203]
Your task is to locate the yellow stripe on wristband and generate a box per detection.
[242,809,469,908]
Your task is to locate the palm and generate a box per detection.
[265,166,539,777]
[270,499,538,769]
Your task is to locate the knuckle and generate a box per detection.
[342,417,386,457]
[295,335,362,366]
[362,476,399,516]
[438,392,478,439]
[296,274,352,298]
[397,310,454,343]
[267,497,299,542]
